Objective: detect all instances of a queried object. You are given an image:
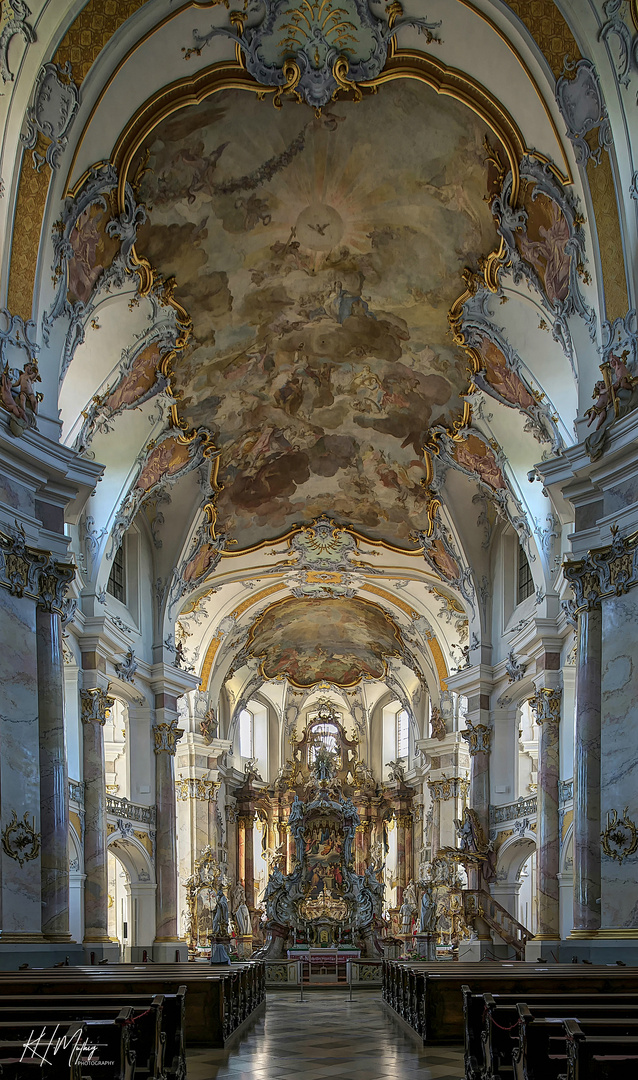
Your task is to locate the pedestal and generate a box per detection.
[414,933,436,960]
[235,934,253,958]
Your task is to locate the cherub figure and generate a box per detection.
[585,379,611,430]
[609,351,634,393]
[13,362,41,416]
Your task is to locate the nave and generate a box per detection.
[187,992,464,1080]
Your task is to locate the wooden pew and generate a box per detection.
[483,999,638,1080]
[383,960,638,1043]
[514,1003,638,1080]
[0,1009,136,1080]
[460,989,638,1080]
[0,995,165,1080]
[562,1018,638,1080]
[0,963,264,1047]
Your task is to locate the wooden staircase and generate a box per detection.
[462,889,532,959]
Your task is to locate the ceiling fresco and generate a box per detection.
[245,595,406,687]
[135,79,505,550]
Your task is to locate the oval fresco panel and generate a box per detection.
[246,595,405,687]
[136,79,504,548]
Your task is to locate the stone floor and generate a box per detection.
[186,991,464,1079]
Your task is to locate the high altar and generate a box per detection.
[248,709,409,957]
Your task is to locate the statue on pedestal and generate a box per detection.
[419,882,438,935]
[400,899,413,935]
[231,882,252,936]
[212,888,230,937]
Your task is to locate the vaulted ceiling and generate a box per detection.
[0,0,616,712]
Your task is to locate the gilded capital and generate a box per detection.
[0,529,75,613]
[153,718,184,755]
[529,687,561,724]
[563,528,638,612]
[461,722,491,756]
[427,775,469,801]
[395,813,413,830]
[80,687,114,725]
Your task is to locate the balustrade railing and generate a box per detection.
[490,795,537,825]
[106,794,156,825]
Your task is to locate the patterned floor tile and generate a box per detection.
[185,992,464,1079]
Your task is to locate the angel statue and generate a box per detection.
[386,758,406,783]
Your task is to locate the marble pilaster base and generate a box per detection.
[524,939,560,962]
[557,937,638,964]
[82,941,122,963]
[0,943,85,970]
[153,941,189,962]
[457,939,512,961]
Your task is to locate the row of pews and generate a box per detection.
[0,959,265,1079]
[383,959,638,1078]
[464,985,638,1080]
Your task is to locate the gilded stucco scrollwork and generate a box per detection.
[528,687,561,724]
[80,687,114,725]
[176,777,219,801]
[427,776,469,802]
[563,527,638,612]
[461,722,491,756]
[0,528,74,613]
[601,807,638,865]
[22,62,80,172]
[183,0,442,110]
[1,810,41,869]
[153,718,184,755]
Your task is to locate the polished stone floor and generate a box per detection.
[186,991,464,1080]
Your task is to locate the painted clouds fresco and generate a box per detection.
[137,81,502,548]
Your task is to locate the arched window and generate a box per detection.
[517,544,534,604]
[396,709,409,760]
[382,701,411,778]
[307,721,340,763]
[239,708,253,759]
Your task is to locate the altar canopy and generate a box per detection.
[259,744,385,956]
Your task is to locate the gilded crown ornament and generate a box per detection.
[183,0,441,110]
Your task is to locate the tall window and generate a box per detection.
[396,709,409,760]
[239,708,253,758]
[308,722,339,763]
[517,544,534,604]
[107,543,126,604]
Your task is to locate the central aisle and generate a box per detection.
[187,991,464,1080]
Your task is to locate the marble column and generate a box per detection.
[37,607,71,941]
[153,716,184,944]
[238,816,246,886]
[395,812,412,905]
[81,687,114,943]
[530,687,561,941]
[244,814,255,912]
[573,607,602,935]
[462,723,492,890]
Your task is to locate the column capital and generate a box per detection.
[395,813,413,829]
[153,718,184,755]
[563,527,638,611]
[0,528,75,613]
[528,687,562,724]
[80,687,114,725]
[427,775,469,801]
[461,722,492,755]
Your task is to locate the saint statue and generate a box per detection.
[212,888,229,936]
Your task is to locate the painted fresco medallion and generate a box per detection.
[246,594,405,686]
[136,80,503,549]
